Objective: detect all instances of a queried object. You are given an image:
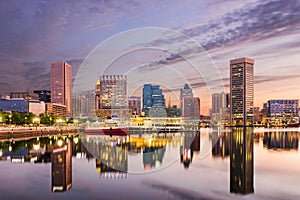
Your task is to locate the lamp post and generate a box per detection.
[24,117,27,126]
[49,116,52,126]
[33,117,40,130]
[9,114,12,125]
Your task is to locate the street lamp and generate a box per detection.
[33,117,40,130]
[49,116,52,126]
[9,114,12,125]
[24,117,27,126]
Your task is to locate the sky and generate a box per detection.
[0,0,299,115]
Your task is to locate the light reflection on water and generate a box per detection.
[0,128,299,200]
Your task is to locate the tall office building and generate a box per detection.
[95,75,129,120]
[180,84,200,119]
[142,84,165,116]
[211,92,230,123]
[180,84,193,110]
[96,75,127,109]
[230,58,254,126]
[51,62,72,116]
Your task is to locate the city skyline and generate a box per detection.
[0,0,299,115]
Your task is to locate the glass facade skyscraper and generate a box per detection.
[142,84,165,116]
[230,58,254,126]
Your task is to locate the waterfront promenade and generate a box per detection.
[0,126,78,139]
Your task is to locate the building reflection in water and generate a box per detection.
[180,132,200,168]
[263,131,298,150]
[230,127,254,195]
[51,139,72,192]
[212,131,230,158]
[96,159,127,179]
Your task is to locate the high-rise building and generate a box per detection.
[51,62,72,116]
[230,57,254,126]
[128,96,141,115]
[51,140,72,192]
[72,91,95,117]
[180,84,200,119]
[96,75,127,109]
[180,84,193,110]
[211,92,230,123]
[142,84,165,116]
[95,75,129,120]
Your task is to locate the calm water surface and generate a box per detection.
[0,127,300,200]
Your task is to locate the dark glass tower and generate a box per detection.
[230,58,254,126]
[142,84,165,116]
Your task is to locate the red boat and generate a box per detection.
[84,120,129,136]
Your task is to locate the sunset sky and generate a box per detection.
[0,0,299,115]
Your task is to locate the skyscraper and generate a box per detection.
[96,75,127,109]
[180,84,200,119]
[230,58,254,126]
[51,62,72,116]
[211,92,230,123]
[142,84,165,116]
[95,75,129,120]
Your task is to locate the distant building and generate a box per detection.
[51,62,72,116]
[10,92,39,101]
[167,105,181,117]
[180,84,200,119]
[128,96,141,115]
[183,97,200,120]
[211,92,230,123]
[180,84,193,110]
[268,100,298,118]
[72,91,95,117]
[0,99,28,113]
[142,84,165,117]
[51,140,72,192]
[230,57,254,126]
[33,90,51,102]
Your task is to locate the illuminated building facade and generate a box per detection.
[142,84,165,116]
[46,103,67,118]
[96,75,127,109]
[51,62,72,116]
[268,100,298,118]
[51,140,72,192]
[230,58,254,126]
[95,75,129,119]
[230,128,254,194]
[128,96,141,115]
